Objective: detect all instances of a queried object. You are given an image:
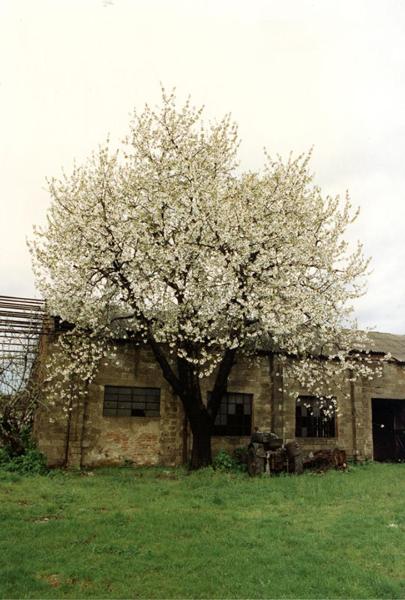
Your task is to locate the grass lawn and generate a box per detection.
[0,462,404,599]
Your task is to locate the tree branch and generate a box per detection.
[148,332,184,398]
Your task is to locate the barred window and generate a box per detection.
[103,386,160,417]
[211,392,253,436]
[295,396,336,438]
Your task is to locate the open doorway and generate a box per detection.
[372,399,405,461]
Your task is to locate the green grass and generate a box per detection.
[0,463,404,599]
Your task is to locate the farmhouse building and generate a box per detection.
[34,320,405,468]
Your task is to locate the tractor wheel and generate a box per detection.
[247,447,265,476]
[247,447,257,476]
[293,454,304,475]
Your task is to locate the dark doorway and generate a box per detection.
[372,399,405,461]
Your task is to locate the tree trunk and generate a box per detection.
[147,337,236,470]
[190,422,213,469]
[186,398,214,470]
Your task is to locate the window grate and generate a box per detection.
[103,386,160,417]
[295,396,336,438]
[210,392,253,436]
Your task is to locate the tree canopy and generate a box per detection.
[31,90,377,467]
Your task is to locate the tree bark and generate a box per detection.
[190,421,213,469]
[178,359,214,470]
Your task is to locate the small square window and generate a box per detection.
[296,396,336,438]
[210,392,253,436]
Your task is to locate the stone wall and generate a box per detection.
[34,341,185,468]
[82,344,184,467]
[34,338,405,467]
[281,372,356,458]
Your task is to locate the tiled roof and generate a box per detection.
[367,331,405,363]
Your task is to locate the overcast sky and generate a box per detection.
[1,0,404,333]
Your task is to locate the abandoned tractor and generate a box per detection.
[246,431,346,476]
[246,431,304,476]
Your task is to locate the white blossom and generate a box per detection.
[30,89,384,423]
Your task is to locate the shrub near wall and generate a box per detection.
[0,444,47,475]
